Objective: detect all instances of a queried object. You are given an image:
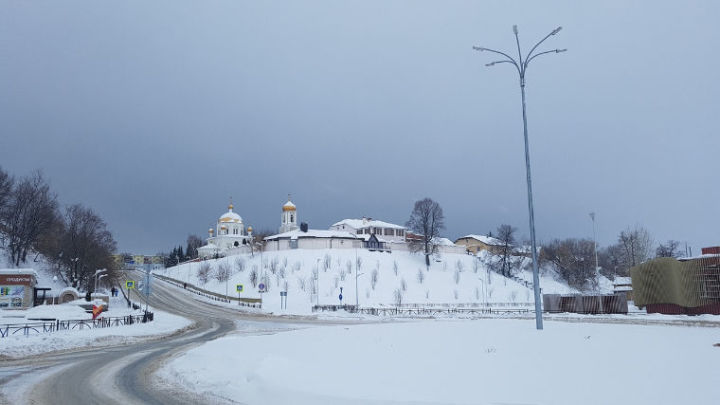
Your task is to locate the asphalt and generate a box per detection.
[0,271,316,405]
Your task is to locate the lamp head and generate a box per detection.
[513,25,518,35]
[551,26,562,35]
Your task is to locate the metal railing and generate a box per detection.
[312,305,530,316]
[153,273,262,308]
[0,312,154,338]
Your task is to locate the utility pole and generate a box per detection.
[474,25,566,330]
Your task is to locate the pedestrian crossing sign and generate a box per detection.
[236,284,243,293]
[126,280,135,289]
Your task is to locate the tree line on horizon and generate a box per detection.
[0,166,118,292]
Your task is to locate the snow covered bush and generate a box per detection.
[197,263,211,284]
[235,258,246,272]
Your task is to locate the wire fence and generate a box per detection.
[0,312,154,339]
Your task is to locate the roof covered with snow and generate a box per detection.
[331,218,406,230]
[265,229,360,241]
[613,277,632,285]
[456,234,504,246]
[433,237,458,246]
[0,268,38,277]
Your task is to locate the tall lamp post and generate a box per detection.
[590,212,599,275]
[474,25,566,330]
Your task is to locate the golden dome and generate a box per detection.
[228,203,234,210]
[282,205,296,212]
[247,226,253,232]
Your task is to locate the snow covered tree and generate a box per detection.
[406,198,445,270]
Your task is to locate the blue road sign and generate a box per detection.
[339,294,343,301]
[258,283,266,291]
[236,284,244,293]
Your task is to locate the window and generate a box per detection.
[373,227,381,234]
[291,214,294,223]
[384,228,394,236]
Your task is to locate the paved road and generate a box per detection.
[0,272,317,405]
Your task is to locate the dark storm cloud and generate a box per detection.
[1,1,718,254]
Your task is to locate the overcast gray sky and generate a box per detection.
[1,1,718,255]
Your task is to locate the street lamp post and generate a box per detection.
[590,212,599,275]
[474,25,566,330]
[93,269,106,293]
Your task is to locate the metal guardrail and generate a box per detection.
[0,312,154,338]
[153,273,262,308]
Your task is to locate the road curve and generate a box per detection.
[0,272,319,405]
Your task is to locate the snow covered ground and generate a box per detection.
[161,319,720,405]
[0,298,191,359]
[157,249,604,315]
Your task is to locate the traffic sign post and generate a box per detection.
[339,287,343,304]
[236,284,244,293]
[126,280,135,289]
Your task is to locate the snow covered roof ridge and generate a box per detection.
[0,268,39,276]
[458,234,504,246]
[332,218,406,230]
[265,229,360,240]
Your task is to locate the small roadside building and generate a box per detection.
[0,269,38,309]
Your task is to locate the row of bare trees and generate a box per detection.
[0,167,117,291]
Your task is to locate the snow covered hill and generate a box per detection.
[158,249,609,314]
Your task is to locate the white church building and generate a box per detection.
[197,202,253,259]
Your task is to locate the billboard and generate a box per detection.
[0,285,25,308]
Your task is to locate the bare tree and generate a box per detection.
[371,268,379,290]
[198,263,211,284]
[214,262,231,282]
[185,234,203,259]
[58,204,117,290]
[490,224,522,277]
[393,288,403,306]
[249,265,259,287]
[617,225,653,274]
[656,240,681,258]
[0,167,13,227]
[2,172,59,266]
[416,268,425,284]
[406,198,445,270]
[541,238,597,290]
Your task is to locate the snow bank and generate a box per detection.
[0,307,191,359]
[162,319,720,405]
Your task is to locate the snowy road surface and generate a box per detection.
[0,272,324,404]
